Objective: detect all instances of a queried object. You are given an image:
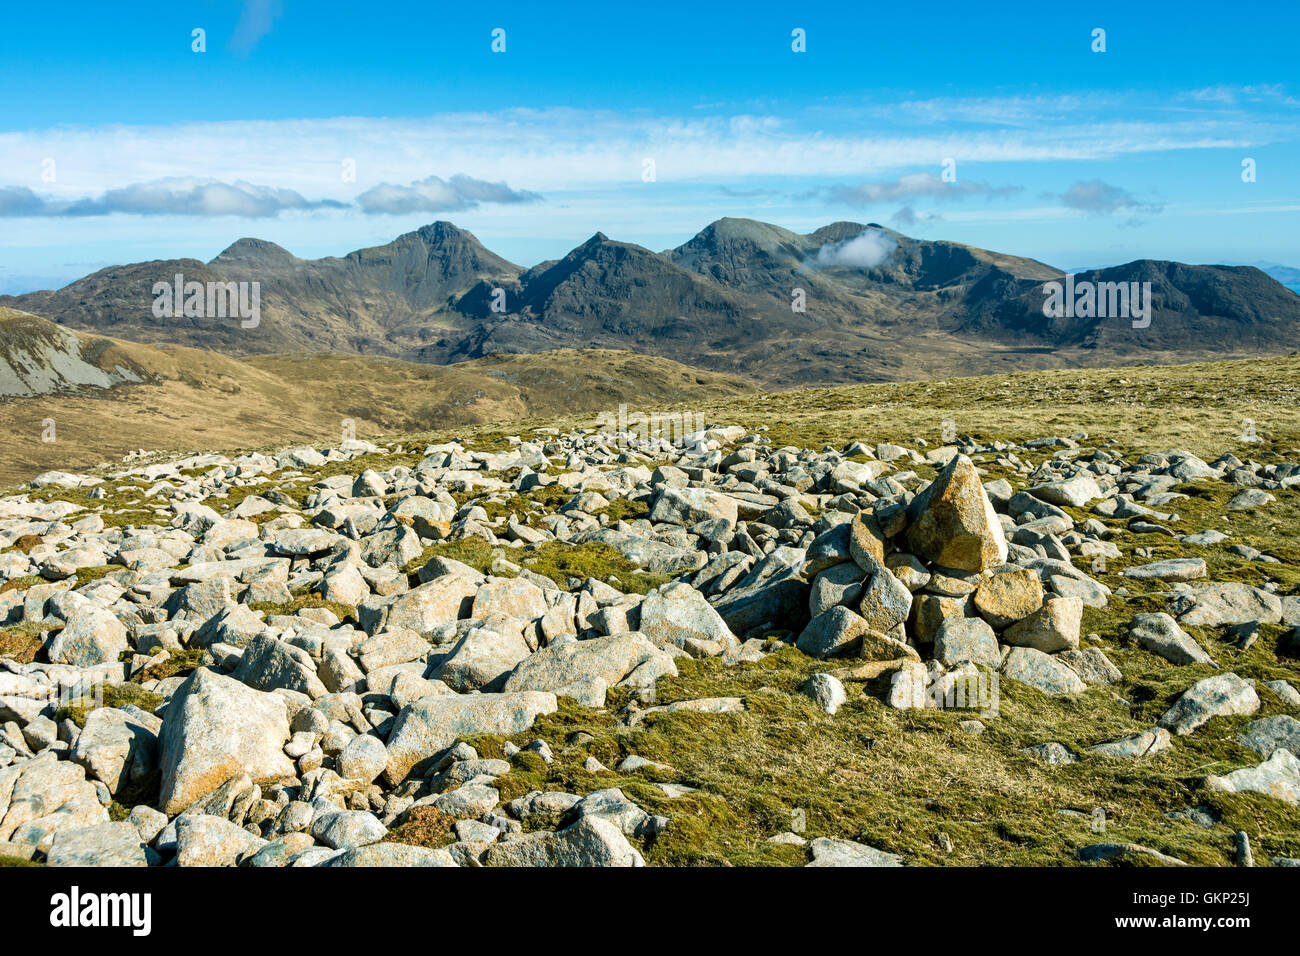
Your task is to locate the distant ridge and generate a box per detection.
[4,219,1298,387]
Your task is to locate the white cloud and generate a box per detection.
[230,0,283,55]
[1057,179,1164,218]
[811,230,898,269]
[356,175,540,215]
[0,99,1273,205]
[821,172,1021,206]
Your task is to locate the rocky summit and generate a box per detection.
[1,415,1298,869]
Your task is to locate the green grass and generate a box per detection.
[520,541,676,594]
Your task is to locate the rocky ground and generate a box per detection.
[1,419,1298,867]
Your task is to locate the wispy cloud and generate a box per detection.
[0,99,1274,204]
[356,175,540,215]
[0,178,345,218]
[1055,179,1164,218]
[820,172,1022,206]
[0,175,539,219]
[230,0,283,55]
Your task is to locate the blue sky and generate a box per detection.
[1,0,1297,292]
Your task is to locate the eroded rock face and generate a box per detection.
[905,456,1008,573]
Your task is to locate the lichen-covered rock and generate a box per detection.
[905,455,1008,573]
[973,568,1044,630]
[1002,596,1081,653]
[157,668,295,815]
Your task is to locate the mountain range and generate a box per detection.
[4,218,1299,387]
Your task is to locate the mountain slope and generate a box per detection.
[4,219,1298,387]
[0,308,152,398]
[0,310,753,485]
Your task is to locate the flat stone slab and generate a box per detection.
[806,837,904,867]
[1158,673,1259,736]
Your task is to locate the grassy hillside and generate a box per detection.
[0,337,752,486]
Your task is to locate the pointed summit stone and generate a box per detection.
[905,455,1008,572]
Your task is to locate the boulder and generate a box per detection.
[1122,558,1207,582]
[44,605,128,667]
[471,578,548,622]
[857,568,913,633]
[934,617,1000,668]
[801,673,847,715]
[806,837,904,867]
[973,568,1044,630]
[1028,474,1102,508]
[46,821,148,867]
[1000,646,1086,695]
[358,576,477,637]
[70,706,161,795]
[1129,612,1214,666]
[434,622,532,693]
[1177,583,1282,627]
[232,635,327,698]
[809,562,865,617]
[504,632,671,698]
[158,669,295,815]
[639,582,737,655]
[483,815,644,866]
[174,813,267,866]
[1236,715,1300,758]
[1158,673,1259,736]
[1086,728,1173,759]
[1204,749,1300,805]
[905,455,1008,573]
[383,692,557,785]
[795,606,871,660]
[650,487,738,527]
[0,754,108,852]
[1002,596,1082,653]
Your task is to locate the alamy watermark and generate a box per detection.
[1042,275,1151,329]
[50,886,151,935]
[890,667,1000,718]
[151,274,260,328]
